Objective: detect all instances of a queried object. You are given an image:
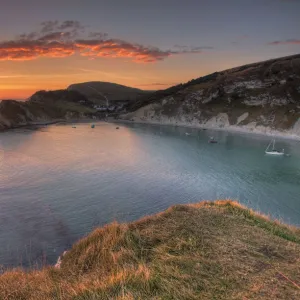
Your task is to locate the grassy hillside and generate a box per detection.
[124,54,300,135]
[0,90,96,130]
[0,201,299,299]
[68,82,152,104]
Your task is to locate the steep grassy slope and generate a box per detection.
[68,82,152,104]
[123,54,300,136]
[0,201,299,299]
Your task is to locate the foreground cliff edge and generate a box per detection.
[0,201,299,299]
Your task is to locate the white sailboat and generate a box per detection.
[265,139,284,156]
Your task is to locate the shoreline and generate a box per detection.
[0,118,97,132]
[115,118,300,141]
[3,116,300,142]
[0,119,64,132]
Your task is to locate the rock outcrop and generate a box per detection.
[122,54,300,138]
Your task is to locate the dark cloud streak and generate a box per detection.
[40,21,59,33]
[139,82,177,86]
[174,45,213,51]
[268,39,300,45]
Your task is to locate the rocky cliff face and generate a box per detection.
[122,54,300,137]
[0,90,94,130]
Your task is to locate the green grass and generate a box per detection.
[213,201,300,243]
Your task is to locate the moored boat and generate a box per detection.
[208,137,218,144]
[265,139,284,156]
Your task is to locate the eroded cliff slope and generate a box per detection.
[122,54,300,137]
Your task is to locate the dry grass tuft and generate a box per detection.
[0,200,299,299]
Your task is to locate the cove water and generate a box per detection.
[0,122,299,267]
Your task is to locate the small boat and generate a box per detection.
[91,124,95,128]
[208,137,218,144]
[72,126,76,128]
[116,127,119,130]
[185,132,190,136]
[265,139,284,156]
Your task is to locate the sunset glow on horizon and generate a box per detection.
[1,0,300,100]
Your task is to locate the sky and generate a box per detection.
[0,0,300,100]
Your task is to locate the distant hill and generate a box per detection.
[0,82,151,130]
[0,90,95,130]
[122,54,300,137]
[68,81,152,104]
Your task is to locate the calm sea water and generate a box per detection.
[0,122,300,268]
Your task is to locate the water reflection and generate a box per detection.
[0,122,300,268]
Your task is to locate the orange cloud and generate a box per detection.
[0,40,75,61]
[268,39,300,45]
[0,21,212,63]
[75,39,172,63]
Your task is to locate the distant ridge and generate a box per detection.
[68,81,151,104]
[0,82,151,130]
